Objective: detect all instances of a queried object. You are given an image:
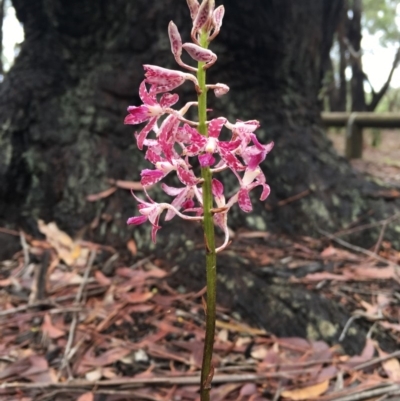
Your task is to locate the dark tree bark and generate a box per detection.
[327,0,348,112]
[1,0,400,351]
[348,0,366,112]
[0,0,4,75]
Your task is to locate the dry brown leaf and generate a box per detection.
[0,358,31,380]
[94,270,112,286]
[86,187,117,202]
[82,347,131,368]
[127,239,137,256]
[251,345,269,360]
[239,383,258,397]
[382,357,400,382]
[37,220,81,266]
[320,245,359,260]
[342,338,375,368]
[77,392,94,401]
[108,179,143,190]
[359,299,379,316]
[210,383,242,401]
[293,272,350,283]
[41,314,65,339]
[0,278,12,287]
[49,270,83,286]
[123,291,154,304]
[85,369,103,382]
[215,320,267,335]
[376,346,400,382]
[380,321,400,332]
[351,265,397,281]
[281,380,329,400]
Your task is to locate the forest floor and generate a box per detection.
[1,130,400,401]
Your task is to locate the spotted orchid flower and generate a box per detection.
[242,134,274,170]
[225,119,261,152]
[124,81,179,149]
[162,183,203,220]
[184,118,243,170]
[230,167,271,213]
[141,148,200,188]
[127,191,202,242]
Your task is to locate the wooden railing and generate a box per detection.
[321,112,400,159]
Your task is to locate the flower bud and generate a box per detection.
[212,5,225,31]
[193,0,214,33]
[186,0,200,21]
[182,43,217,63]
[168,21,182,58]
[213,83,229,97]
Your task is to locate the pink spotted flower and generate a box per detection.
[161,183,203,220]
[230,167,271,213]
[242,134,274,170]
[184,117,244,171]
[127,190,203,243]
[124,80,179,149]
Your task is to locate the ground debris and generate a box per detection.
[0,223,400,401]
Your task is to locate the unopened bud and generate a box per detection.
[213,5,225,32]
[183,43,217,63]
[213,83,229,97]
[193,0,214,33]
[168,21,182,58]
[186,0,200,21]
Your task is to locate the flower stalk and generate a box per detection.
[197,29,217,401]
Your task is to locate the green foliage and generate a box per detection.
[363,0,400,46]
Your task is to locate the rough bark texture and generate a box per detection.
[1,0,400,351]
[0,0,4,75]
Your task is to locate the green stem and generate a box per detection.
[197,30,217,401]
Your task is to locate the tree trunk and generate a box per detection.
[328,0,348,112]
[0,0,3,75]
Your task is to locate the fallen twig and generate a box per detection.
[318,228,400,269]
[58,250,97,379]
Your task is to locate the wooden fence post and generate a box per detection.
[321,112,400,159]
[345,113,363,159]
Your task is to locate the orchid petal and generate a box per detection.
[140,169,165,186]
[198,153,215,167]
[260,184,271,200]
[160,92,179,108]
[127,215,148,225]
[161,183,183,197]
[208,117,226,138]
[151,218,161,243]
[219,146,244,171]
[138,80,157,106]
[177,166,199,186]
[135,116,158,150]
[238,188,253,213]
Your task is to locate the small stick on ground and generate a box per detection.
[58,250,97,380]
[318,228,400,268]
